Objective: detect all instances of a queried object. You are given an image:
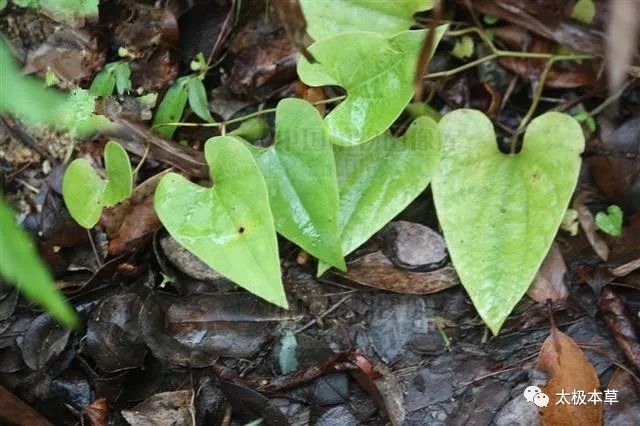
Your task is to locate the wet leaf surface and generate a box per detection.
[165,293,301,358]
[83,293,147,372]
[433,110,584,333]
[298,28,446,145]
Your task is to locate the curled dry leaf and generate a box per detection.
[536,327,603,425]
[139,294,218,367]
[337,251,458,294]
[104,172,167,256]
[83,397,108,426]
[271,0,315,62]
[574,192,610,261]
[598,288,640,373]
[527,243,569,302]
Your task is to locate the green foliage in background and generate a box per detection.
[0,196,78,327]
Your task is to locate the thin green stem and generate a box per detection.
[153,95,346,131]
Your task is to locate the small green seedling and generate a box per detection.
[62,141,133,228]
[452,35,474,59]
[595,205,623,237]
[152,73,214,138]
[0,195,78,327]
[154,136,287,308]
[572,104,596,133]
[432,110,584,334]
[246,98,345,270]
[298,26,447,146]
[571,0,596,24]
[89,61,132,96]
[318,116,442,274]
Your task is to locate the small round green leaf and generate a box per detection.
[102,141,133,206]
[432,110,584,334]
[595,205,623,237]
[154,136,287,308]
[62,141,132,228]
[62,159,106,228]
[298,27,447,146]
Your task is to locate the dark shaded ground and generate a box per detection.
[1,0,640,424]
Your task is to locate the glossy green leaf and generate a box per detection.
[0,195,78,327]
[318,116,441,274]
[247,98,345,270]
[152,77,189,138]
[432,110,584,334]
[154,136,287,308]
[62,141,132,228]
[595,205,622,237]
[0,39,67,124]
[300,0,433,40]
[187,77,214,123]
[297,27,447,146]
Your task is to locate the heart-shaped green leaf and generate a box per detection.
[154,136,287,308]
[300,0,434,40]
[62,141,133,228]
[595,205,623,236]
[318,116,441,274]
[297,27,446,146]
[246,98,345,270]
[432,110,584,334]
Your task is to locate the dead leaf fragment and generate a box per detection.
[574,192,610,261]
[83,398,108,426]
[528,243,569,302]
[121,390,194,426]
[337,251,459,294]
[536,327,603,426]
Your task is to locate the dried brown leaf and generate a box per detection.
[537,327,603,425]
[528,243,568,302]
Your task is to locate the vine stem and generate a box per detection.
[153,95,346,131]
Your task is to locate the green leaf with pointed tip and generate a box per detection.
[246,98,345,270]
[300,0,433,40]
[297,27,447,146]
[153,77,189,138]
[114,62,131,95]
[432,110,584,334]
[595,205,623,237]
[62,141,133,228]
[154,136,287,308]
[0,195,78,327]
[318,116,441,274]
[187,77,214,123]
[89,66,116,96]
